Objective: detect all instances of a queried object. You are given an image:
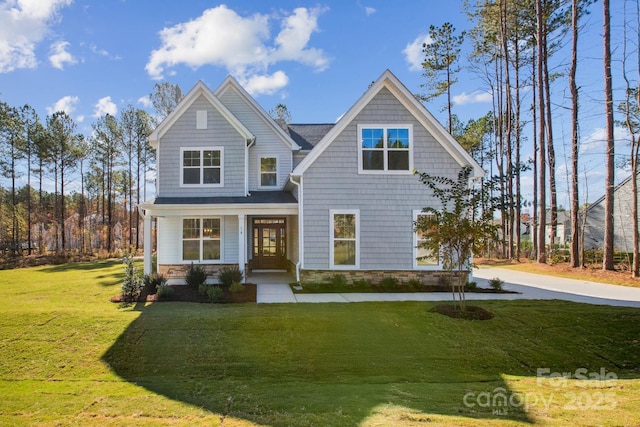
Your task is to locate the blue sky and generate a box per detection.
[0,0,635,207]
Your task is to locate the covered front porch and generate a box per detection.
[139,192,299,279]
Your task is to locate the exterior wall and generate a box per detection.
[157,94,246,197]
[301,87,461,271]
[217,86,293,191]
[299,269,468,287]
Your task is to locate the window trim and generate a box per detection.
[413,210,440,269]
[258,156,279,189]
[181,216,223,263]
[330,209,360,269]
[357,124,413,174]
[180,147,224,188]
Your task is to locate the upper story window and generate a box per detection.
[181,147,223,187]
[260,157,278,188]
[358,124,412,173]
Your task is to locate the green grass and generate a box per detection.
[1,261,639,426]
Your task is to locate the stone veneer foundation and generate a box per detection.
[299,269,468,287]
[159,264,246,279]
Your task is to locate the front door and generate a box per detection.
[252,218,286,269]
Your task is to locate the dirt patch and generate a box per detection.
[111,283,257,304]
[429,304,494,320]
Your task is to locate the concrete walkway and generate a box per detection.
[255,268,640,307]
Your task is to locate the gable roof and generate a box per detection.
[213,75,301,151]
[148,80,254,149]
[286,123,335,150]
[291,69,484,177]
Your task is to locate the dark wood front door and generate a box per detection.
[252,218,286,269]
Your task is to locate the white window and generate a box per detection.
[358,124,412,173]
[413,210,439,269]
[259,157,278,188]
[330,209,359,269]
[196,110,207,129]
[182,217,222,262]
[181,147,223,187]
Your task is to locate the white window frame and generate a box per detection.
[258,156,278,188]
[357,124,413,174]
[330,209,360,269]
[413,210,440,269]
[181,217,223,263]
[180,147,224,187]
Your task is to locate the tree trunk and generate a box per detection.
[603,0,615,270]
[536,0,547,263]
[543,26,557,257]
[570,0,580,268]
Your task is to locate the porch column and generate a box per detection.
[238,214,246,272]
[143,213,152,275]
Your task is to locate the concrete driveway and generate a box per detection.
[473,267,640,308]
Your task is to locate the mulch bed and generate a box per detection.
[429,304,494,320]
[110,283,257,304]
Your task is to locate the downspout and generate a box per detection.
[289,174,303,282]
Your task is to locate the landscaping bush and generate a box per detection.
[352,279,371,289]
[186,264,207,289]
[489,277,504,291]
[218,266,243,287]
[466,281,478,291]
[380,276,399,289]
[121,254,143,302]
[156,284,175,301]
[143,272,167,294]
[229,281,245,293]
[330,274,347,288]
[407,278,422,289]
[207,285,225,302]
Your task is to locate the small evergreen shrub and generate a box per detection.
[186,264,207,289]
[229,281,245,293]
[489,277,504,291]
[156,284,175,301]
[380,276,399,289]
[352,279,371,289]
[330,274,347,288]
[121,254,143,302]
[466,281,478,291]
[407,278,422,289]
[218,266,243,287]
[143,272,167,294]
[207,285,225,302]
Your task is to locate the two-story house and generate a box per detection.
[139,70,483,284]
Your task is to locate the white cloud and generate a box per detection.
[237,71,289,96]
[452,91,493,105]
[93,96,117,118]
[364,6,376,16]
[579,127,631,155]
[47,95,79,115]
[403,33,431,72]
[145,5,329,94]
[137,96,153,108]
[0,0,73,73]
[49,40,76,69]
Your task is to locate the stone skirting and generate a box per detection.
[159,263,244,279]
[299,269,468,287]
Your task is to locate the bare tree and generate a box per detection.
[602,0,615,270]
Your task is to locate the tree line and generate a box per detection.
[422,0,640,275]
[0,82,182,258]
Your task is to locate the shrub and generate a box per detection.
[489,277,504,291]
[466,281,478,290]
[352,279,371,289]
[121,254,143,302]
[380,276,399,289]
[186,264,207,289]
[198,282,209,296]
[407,278,422,289]
[229,281,245,293]
[156,284,175,301]
[330,274,347,288]
[207,285,225,303]
[218,266,243,287]
[143,272,167,294]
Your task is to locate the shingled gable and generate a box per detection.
[213,75,302,151]
[147,80,255,150]
[291,69,484,178]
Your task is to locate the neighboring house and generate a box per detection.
[139,70,483,284]
[583,173,640,252]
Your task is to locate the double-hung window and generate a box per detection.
[330,209,359,268]
[259,157,278,188]
[413,210,439,268]
[359,125,412,173]
[182,218,222,262]
[181,147,223,186]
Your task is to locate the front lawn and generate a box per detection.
[0,260,639,426]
